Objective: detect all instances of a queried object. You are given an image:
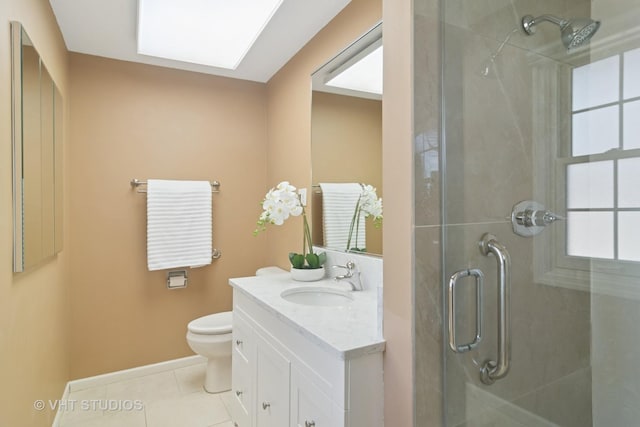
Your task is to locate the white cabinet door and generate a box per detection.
[255,334,290,427]
[291,368,338,427]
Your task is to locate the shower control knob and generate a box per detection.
[516,208,561,227]
[511,200,564,237]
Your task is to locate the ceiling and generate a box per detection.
[48,0,351,83]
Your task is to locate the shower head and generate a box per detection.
[521,14,600,50]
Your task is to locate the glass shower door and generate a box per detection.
[441,0,640,425]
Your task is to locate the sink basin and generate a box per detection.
[281,286,353,307]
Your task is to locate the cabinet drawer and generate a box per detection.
[233,310,254,363]
[230,359,252,427]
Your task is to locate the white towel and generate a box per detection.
[319,183,366,251]
[146,179,212,271]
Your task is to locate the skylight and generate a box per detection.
[326,46,383,95]
[137,0,284,70]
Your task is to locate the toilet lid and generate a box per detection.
[187,311,233,335]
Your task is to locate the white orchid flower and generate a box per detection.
[358,185,383,221]
[254,181,324,270]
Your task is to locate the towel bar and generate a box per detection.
[130,178,220,193]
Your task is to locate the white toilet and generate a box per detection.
[186,311,233,393]
[186,267,286,393]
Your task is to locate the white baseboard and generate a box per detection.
[67,354,206,393]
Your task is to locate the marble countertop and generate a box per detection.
[229,272,385,360]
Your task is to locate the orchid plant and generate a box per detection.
[346,184,383,253]
[254,181,326,269]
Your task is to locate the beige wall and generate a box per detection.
[311,91,382,254]
[0,1,70,426]
[67,54,268,378]
[383,0,415,425]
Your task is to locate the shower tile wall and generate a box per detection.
[414,0,595,426]
[414,0,444,425]
[591,295,640,425]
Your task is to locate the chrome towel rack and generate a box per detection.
[130,178,221,193]
[131,178,222,261]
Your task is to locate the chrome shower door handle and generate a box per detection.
[448,268,484,353]
[479,233,511,385]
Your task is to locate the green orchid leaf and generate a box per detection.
[318,252,327,266]
[305,253,320,269]
[301,252,326,269]
[289,252,305,269]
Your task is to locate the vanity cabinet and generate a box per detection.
[230,289,383,427]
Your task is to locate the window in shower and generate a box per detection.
[566,47,640,262]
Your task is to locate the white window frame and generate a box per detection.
[533,46,640,301]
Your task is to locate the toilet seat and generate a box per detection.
[188,311,232,335]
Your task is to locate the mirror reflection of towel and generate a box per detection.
[318,183,365,251]
[146,179,212,271]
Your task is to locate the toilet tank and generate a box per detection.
[255,266,287,276]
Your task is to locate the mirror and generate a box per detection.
[311,22,383,255]
[11,22,63,272]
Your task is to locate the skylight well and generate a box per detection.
[137,0,284,70]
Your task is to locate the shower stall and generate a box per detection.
[414,0,640,425]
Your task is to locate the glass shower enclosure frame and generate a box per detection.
[430,0,640,425]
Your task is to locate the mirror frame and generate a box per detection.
[11,22,63,272]
[11,23,24,271]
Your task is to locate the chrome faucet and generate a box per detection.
[332,261,363,291]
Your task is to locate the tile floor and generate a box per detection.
[58,363,235,427]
